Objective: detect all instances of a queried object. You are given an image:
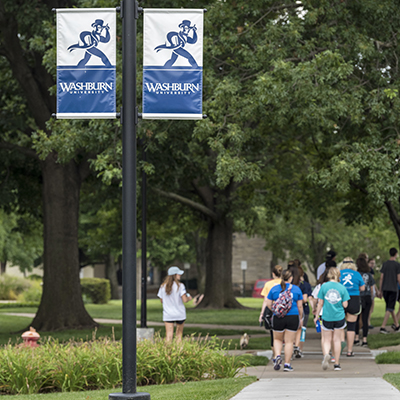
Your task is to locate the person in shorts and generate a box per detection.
[315,267,350,371]
[339,257,365,356]
[157,266,192,342]
[266,269,303,372]
[379,248,400,333]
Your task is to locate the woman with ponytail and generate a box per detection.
[266,269,303,372]
[157,266,192,342]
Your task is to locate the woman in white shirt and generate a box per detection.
[157,266,192,342]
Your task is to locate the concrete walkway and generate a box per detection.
[232,329,400,400]
[4,313,400,398]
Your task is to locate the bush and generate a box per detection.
[17,280,42,302]
[80,278,111,304]
[0,275,31,300]
[0,334,245,394]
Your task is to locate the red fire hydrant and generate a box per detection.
[21,327,40,347]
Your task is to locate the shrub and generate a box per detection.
[80,278,111,304]
[17,280,42,302]
[0,275,31,300]
[0,334,245,394]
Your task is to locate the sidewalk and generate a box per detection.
[231,329,400,400]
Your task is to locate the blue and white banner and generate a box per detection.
[142,9,203,120]
[56,9,116,119]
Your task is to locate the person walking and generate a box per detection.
[259,265,283,358]
[368,257,377,329]
[288,263,311,358]
[317,250,337,280]
[339,257,365,356]
[157,266,192,342]
[379,248,400,333]
[355,257,378,346]
[266,269,303,372]
[314,267,350,371]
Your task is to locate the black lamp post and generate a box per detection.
[109,1,150,399]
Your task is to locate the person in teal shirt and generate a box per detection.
[340,258,365,357]
[315,268,350,372]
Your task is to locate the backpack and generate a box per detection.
[272,284,293,318]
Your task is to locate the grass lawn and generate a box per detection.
[384,373,400,391]
[0,297,397,351]
[0,376,257,400]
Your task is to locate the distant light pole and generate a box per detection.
[184,262,190,289]
[241,261,247,297]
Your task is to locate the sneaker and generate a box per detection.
[293,346,301,358]
[368,325,374,329]
[392,325,400,332]
[361,342,368,347]
[334,364,341,371]
[322,354,330,371]
[331,356,335,363]
[354,340,360,346]
[283,364,294,372]
[295,350,303,358]
[380,328,389,334]
[274,355,282,370]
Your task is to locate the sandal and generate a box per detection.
[346,352,354,357]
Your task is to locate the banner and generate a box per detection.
[142,9,203,120]
[56,9,116,119]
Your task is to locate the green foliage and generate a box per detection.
[233,354,269,367]
[375,351,400,364]
[0,210,43,274]
[80,278,111,304]
[0,335,245,394]
[0,275,31,300]
[17,280,42,303]
[137,334,244,385]
[257,206,397,277]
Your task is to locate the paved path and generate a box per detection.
[4,313,400,398]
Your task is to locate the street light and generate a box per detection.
[184,262,190,290]
[241,261,247,297]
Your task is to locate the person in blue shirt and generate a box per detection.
[266,269,303,372]
[340,257,365,356]
[315,267,350,371]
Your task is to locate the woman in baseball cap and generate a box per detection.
[157,266,192,342]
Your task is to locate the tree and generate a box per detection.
[305,0,400,249]
[0,210,43,275]
[135,0,358,308]
[0,0,121,330]
[257,205,396,279]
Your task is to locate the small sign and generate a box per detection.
[241,261,247,270]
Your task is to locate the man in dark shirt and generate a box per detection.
[379,248,400,333]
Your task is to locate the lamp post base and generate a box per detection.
[109,392,150,400]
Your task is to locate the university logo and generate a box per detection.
[67,19,112,67]
[154,20,199,68]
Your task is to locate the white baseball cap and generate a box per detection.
[168,266,184,276]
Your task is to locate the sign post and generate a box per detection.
[241,261,247,298]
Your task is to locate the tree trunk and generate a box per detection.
[197,217,244,309]
[105,253,120,299]
[310,219,327,279]
[31,154,97,331]
[193,230,206,293]
[0,261,5,275]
